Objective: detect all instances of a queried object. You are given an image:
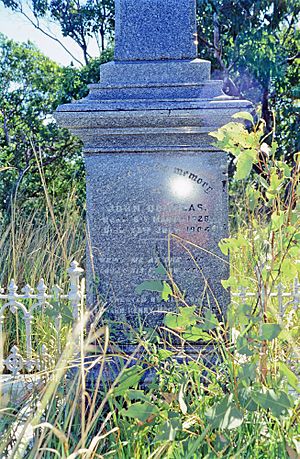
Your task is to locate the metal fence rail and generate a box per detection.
[0,261,84,376]
[231,277,300,323]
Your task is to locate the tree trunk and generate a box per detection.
[3,114,11,146]
[261,86,273,135]
[100,24,105,51]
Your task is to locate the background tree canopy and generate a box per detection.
[0,0,299,219]
[0,32,112,220]
[196,0,300,156]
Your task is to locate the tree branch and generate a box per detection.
[8,2,84,66]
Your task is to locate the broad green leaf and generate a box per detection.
[251,389,271,410]
[281,259,298,279]
[164,313,181,330]
[183,327,211,342]
[178,305,197,318]
[259,176,270,189]
[113,365,145,396]
[271,211,285,230]
[164,306,197,331]
[236,336,253,356]
[209,123,248,153]
[126,390,151,402]
[135,279,172,301]
[265,389,291,417]
[252,388,292,417]
[238,387,258,412]
[199,310,219,330]
[246,186,260,211]
[278,362,300,392]
[235,150,256,180]
[158,349,174,360]
[161,281,173,301]
[155,263,168,276]
[269,168,284,192]
[135,280,164,295]
[276,160,291,177]
[221,276,239,290]
[288,247,300,258]
[121,402,159,423]
[233,303,257,327]
[209,129,224,141]
[293,233,300,242]
[154,419,181,442]
[206,394,244,430]
[219,239,230,256]
[238,363,257,383]
[232,111,254,123]
[259,323,282,341]
[165,306,197,332]
[219,235,249,256]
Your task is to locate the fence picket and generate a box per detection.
[232,275,300,320]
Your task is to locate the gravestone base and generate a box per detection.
[100,58,211,85]
[75,343,223,389]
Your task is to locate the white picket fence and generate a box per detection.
[0,261,84,376]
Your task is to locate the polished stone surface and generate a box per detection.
[86,150,229,333]
[55,97,251,152]
[54,0,252,343]
[115,0,197,61]
[100,59,211,85]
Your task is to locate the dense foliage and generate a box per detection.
[0,4,299,457]
[196,0,300,157]
[1,114,298,459]
[0,34,113,220]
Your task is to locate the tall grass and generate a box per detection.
[0,143,86,287]
[0,203,85,365]
[0,151,86,367]
[0,203,85,288]
[0,307,299,459]
[0,124,299,458]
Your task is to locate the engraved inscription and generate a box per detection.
[100,201,212,237]
[173,167,214,194]
[86,151,229,327]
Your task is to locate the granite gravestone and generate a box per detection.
[55,0,251,339]
[115,0,197,61]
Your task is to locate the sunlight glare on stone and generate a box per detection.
[169,175,196,200]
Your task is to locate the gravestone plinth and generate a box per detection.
[55,0,251,343]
